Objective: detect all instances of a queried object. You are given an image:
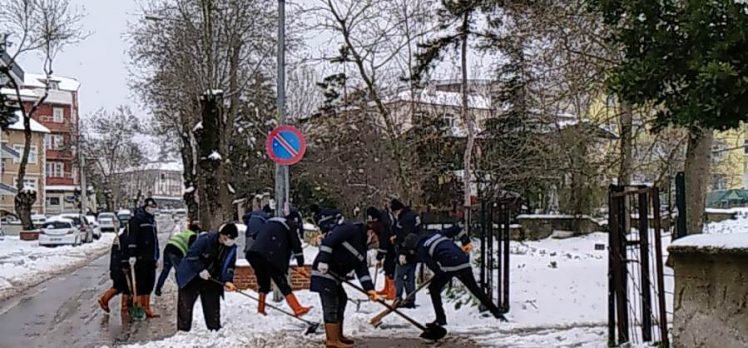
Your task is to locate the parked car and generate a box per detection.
[98,212,120,233]
[57,214,94,243]
[84,215,101,240]
[117,209,132,227]
[39,217,81,247]
[31,214,46,227]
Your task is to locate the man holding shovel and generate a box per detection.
[175,223,238,332]
[246,214,312,317]
[310,214,379,348]
[401,224,506,327]
[123,198,161,318]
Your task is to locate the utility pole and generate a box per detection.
[272,0,288,303]
[274,0,288,217]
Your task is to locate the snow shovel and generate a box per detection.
[209,278,320,335]
[341,279,447,341]
[126,260,146,321]
[369,277,433,328]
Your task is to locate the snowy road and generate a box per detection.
[0,217,178,348]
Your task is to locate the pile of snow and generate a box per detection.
[0,233,115,300]
[120,233,626,347]
[208,151,222,161]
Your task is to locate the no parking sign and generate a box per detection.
[265,125,307,165]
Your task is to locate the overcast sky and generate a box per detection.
[17,0,143,118]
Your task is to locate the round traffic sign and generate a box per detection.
[265,125,307,165]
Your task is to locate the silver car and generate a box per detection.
[98,212,120,233]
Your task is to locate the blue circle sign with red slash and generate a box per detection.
[266,125,307,165]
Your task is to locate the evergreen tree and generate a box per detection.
[588,0,748,233]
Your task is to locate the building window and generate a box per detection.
[14,177,37,191]
[53,107,64,123]
[13,145,38,164]
[45,134,63,150]
[46,162,64,177]
[443,113,456,128]
[47,196,60,206]
[744,139,748,155]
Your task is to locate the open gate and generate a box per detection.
[608,185,670,347]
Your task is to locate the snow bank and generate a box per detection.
[670,232,748,251]
[119,233,624,347]
[0,233,115,300]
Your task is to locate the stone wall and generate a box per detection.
[516,215,601,240]
[669,235,748,348]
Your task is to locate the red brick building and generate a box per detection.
[20,73,86,214]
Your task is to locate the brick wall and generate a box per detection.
[19,230,40,241]
[233,264,312,291]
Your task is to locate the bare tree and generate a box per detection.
[79,107,146,212]
[0,0,85,229]
[129,0,276,229]
[306,0,437,203]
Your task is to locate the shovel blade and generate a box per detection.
[129,306,146,321]
[419,325,447,341]
[304,323,320,335]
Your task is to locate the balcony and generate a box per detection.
[46,172,75,186]
[46,149,74,160]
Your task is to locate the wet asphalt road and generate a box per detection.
[0,217,178,348]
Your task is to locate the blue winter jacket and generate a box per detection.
[123,208,159,265]
[243,210,269,239]
[310,221,374,293]
[249,217,304,271]
[413,225,471,274]
[314,208,343,233]
[393,207,421,261]
[176,232,237,290]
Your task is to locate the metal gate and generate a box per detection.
[608,185,670,347]
[474,198,514,314]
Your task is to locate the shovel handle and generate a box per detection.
[208,278,318,326]
[341,279,428,331]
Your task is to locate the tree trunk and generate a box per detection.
[618,101,633,186]
[197,92,230,231]
[684,126,713,235]
[618,101,633,235]
[460,12,475,228]
[15,114,35,230]
[180,128,199,223]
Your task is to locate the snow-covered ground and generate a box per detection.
[116,214,748,348]
[0,233,116,300]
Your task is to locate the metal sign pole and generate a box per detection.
[272,0,287,303]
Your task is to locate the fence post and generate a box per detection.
[638,189,652,342]
[608,185,617,347]
[675,171,687,239]
[651,187,670,348]
[502,202,510,312]
[480,199,487,293]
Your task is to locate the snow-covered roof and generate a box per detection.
[392,90,491,110]
[0,87,38,99]
[7,111,50,133]
[23,73,80,91]
[670,233,748,253]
